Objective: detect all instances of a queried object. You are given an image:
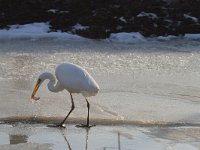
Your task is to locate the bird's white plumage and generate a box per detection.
[31,62,99,127]
[55,63,99,97]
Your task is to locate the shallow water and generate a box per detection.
[1,38,200,126]
[0,123,200,150]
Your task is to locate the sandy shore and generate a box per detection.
[0,123,200,150]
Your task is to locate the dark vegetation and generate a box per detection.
[0,0,200,39]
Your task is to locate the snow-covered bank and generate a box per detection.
[0,23,200,42]
[0,23,83,40]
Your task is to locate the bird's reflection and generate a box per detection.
[9,134,28,144]
[60,129,72,150]
[60,128,90,150]
[118,132,121,150]
[85,128,89,150]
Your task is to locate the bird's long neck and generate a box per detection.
[44,72,64,93]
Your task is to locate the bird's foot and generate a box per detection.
[76,124,95,128]
[47,124,66,128]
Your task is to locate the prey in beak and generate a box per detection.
[31,79,42,101]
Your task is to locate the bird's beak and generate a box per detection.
[31,79,42,101]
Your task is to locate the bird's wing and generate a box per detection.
[55,63,96,93]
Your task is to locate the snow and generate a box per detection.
[119,17,127,23]
[156,35,179,41]
[0,22,83,40]
[185,34,200,39]
[8,23,49,34]
[109,32,145,42]
[47,9,58,13]
[156,34,200,41]
[72,23,89,30]
[47,9,69,14]
[137,12,158,19]
[184,14,198,23]
[0,22,199,42]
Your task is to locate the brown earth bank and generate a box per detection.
[0,0,200,39]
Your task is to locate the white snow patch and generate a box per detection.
[47,9,58,13]
[109,32,145,42]
[0,22,83,40]
[10,23,49,33]
[72,23,89,30]
[137,12,158,19]
[119,17,127,23]
[47,9,69,14]
[156,35,179,41]
[0,22,200,42]
[184,14,198,23]
[156,34,200,41]
[185,34,200,39]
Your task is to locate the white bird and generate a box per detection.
[31,62,99,128]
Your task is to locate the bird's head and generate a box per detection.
[31,72,54,101]
[31,78,43,101]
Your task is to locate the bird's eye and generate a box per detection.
[37,79,42,84]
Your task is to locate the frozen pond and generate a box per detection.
[0,38,200,125]
[0,37,200,149]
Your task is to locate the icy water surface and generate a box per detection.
[0,38,200,126]
[0,123,200,150]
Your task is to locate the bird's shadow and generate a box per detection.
[59,128,90,150]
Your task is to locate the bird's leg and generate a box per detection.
[59,93,75,126]
[48,93,75,128]
[76,98,95,128]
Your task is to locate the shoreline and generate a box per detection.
[0,23,200,43]
[1,116,200,128]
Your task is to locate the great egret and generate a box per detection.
[31,63,99,128]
